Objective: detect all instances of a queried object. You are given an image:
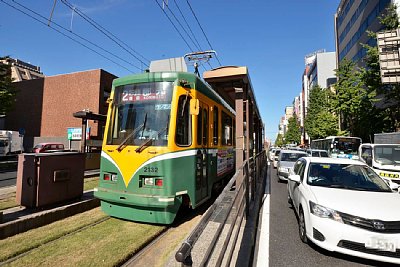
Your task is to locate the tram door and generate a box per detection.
[196,102,209,202]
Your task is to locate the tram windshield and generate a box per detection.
[107,81,174,147]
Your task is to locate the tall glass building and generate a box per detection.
[334,0,394,66]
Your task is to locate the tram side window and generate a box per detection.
[213,107,219,145]
[221,111,233,146]
[197,107,203,145]
[203,108,208,146]
[176,95,191,146]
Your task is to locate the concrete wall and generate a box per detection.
[316,52,337,89]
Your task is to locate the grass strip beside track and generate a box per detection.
[2,210,166,266]
[0,192,16,210]
[0,208,107,262]
[83,177,99,191]
[0,177,99,211]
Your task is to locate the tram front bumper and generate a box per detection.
[94,187,179,208]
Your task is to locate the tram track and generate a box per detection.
[0,216,111,266]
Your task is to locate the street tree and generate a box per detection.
[304,84,338,140]
[334,58,374,138]
[284,115,301,145]
[275,133,284,147]
[0,56,16,115]
[360,3,400,132]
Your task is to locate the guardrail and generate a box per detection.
[175,150,267,266]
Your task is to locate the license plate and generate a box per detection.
[365,237,397,252]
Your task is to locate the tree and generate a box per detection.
[275,133,284,147]
[360,3,400,132]
[285,115,301,145]
[334,58,374,138]
[304,85,338,140]
[0,57,16,115]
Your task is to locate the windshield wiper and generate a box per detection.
[117,113,147,152]
[135,125,169,153]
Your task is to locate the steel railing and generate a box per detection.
[175,150,267,266]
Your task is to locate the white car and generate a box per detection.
[272,149,281,168]
[277,150,308,182]
[287,157,400,265]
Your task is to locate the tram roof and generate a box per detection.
[203,66,261,122]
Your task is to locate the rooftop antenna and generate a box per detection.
[184,50,216,77]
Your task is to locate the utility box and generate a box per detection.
[16,152,85,208]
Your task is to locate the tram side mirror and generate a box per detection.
[190,99,199,115]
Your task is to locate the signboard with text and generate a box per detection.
[67,127,90,140]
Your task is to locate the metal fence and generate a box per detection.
[175,150,267,266]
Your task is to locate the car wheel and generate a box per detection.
[298,208,308,243]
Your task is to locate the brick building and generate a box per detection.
[5,69,117,149]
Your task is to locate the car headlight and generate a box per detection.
[309,201,343,223]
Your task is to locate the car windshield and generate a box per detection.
[307,163,392,192]
[107,81,173,147]
[373,145,400,165]
[281,152,307,162]
[34,144,44,149]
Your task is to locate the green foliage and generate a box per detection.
[358,3,400,132]
[379,3,399,30]
[284,115,301,145]
[275,133,284,147]
[0,56,16,115]
[334,58,377,139]
[304,85,338,140]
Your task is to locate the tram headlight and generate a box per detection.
[144,177,155,186]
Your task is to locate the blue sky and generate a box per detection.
[1,0,340,143]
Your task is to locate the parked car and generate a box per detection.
[306,149,329,157]
[272,149,281,168]
[287,157,400,265]
[277,150,308,182]
[33,142,65,153]
[268,147,276,161]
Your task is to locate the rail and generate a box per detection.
[175,150,267,266]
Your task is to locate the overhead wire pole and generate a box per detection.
[1,0,137,73]
[61,0,150,70]
[186,0,222,66]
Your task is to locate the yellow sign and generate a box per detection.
[379,172,400,179]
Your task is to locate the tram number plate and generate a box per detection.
[365,237,397,252]
[144,166,158,173]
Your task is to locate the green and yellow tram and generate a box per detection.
[94,72,235,224]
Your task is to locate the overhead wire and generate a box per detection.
[155,0,211,71]
[154,0,194,52]
[0,0,138,73]
[60,0,150,69]
[172,0,202,53]
[170,0,213,70]
[185,0,222,66]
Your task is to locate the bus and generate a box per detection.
[310,136,361,160]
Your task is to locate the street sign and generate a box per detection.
[67,128,82,140]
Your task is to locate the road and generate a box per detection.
[268,165,397,267]
[0,171,17,188]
